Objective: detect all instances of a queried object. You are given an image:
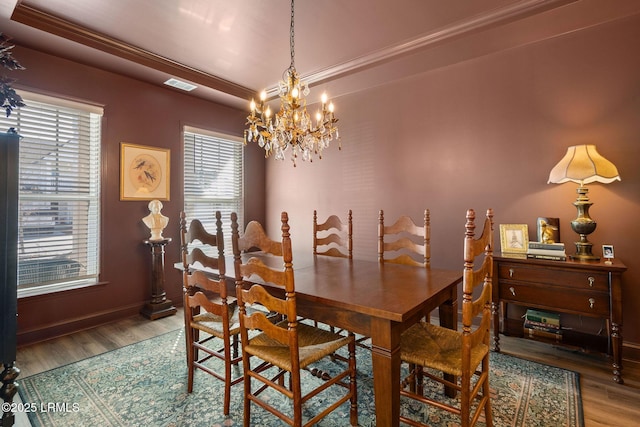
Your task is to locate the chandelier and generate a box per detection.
[244,0,340,166]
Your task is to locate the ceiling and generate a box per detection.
[2,0,640,110]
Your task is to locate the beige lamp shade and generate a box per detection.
[548,145,621,185]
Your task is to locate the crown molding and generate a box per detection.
[299,0,578,88]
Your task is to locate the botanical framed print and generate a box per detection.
[499,224,529,254]
[120,142,170,201]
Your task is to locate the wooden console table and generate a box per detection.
[492,254,627,384]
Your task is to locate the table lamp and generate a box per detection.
[548,145,620,261]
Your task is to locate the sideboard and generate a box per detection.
[492,254,627,384]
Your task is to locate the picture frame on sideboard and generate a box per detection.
[499,224,529,254]
[602,244,614,264]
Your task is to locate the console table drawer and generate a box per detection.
[499,283,609,317]
[497,263,608,291]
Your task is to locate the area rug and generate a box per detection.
[18,329,583,427]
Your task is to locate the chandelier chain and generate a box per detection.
[289,0,295,69]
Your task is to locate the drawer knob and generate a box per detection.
[509,286,516,296]
[588,276,595,287]
[509,268,515,278]
[589,298,595,309]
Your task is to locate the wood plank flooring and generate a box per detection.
[11,309,640,426]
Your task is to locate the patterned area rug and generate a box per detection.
[18,329,583,426]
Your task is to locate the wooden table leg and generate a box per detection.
[611,321,623,384]
[370,317,402,427]
[610,273,624,384]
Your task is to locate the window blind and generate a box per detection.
[0,90,102,297]
[183,127,244,254]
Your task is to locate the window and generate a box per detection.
[0,90,102,298]
[183,126,244,253]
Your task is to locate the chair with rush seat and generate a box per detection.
[378,209,430,267]
[377,209,432,330]
[231,212,358,427]
[399,208,494,427]
[313,209,353,259]
[180,211,242,415]
[311,209,353,336]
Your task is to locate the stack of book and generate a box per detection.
[523,309,562,341]
[527,241,566,260]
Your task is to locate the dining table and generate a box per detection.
[236,253,462,427]
[178,253,462,426]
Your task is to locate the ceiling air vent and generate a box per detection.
[164,78,197,92]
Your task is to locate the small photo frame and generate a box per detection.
[120,142,170,201]
[602,244,614,259]
[499,224,529,254]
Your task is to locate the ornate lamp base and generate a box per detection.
[570,241,600,261]
[570,186,600,261]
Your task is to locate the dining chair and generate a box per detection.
[311,209,352,337]
[378,209,432,328]
[231,212,358,427]
[378,209,430,267]
[398,208,494,427]
[179,211,242,415]
[313,209,352,258]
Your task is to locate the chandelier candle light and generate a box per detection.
[244,0,340,166]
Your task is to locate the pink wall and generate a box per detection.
[12,46,265,344]
[264,15,640,349]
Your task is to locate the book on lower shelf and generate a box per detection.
[523,309,563,341]
[524,309,560,327]
[524,326,563,341]
[523,318,560,330]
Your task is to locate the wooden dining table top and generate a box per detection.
[271,253,461,321]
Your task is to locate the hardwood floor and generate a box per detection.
[11,309,640,426]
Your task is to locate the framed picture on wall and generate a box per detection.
[499,224,529,254]
[120,142,170,201]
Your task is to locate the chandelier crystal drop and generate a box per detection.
[244,0,340,166]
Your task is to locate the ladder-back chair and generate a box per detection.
[313,209,353,259]
[399,208,494,427]
[378,209,430,267]
[232,212,358,427]
[180,211,242,415]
